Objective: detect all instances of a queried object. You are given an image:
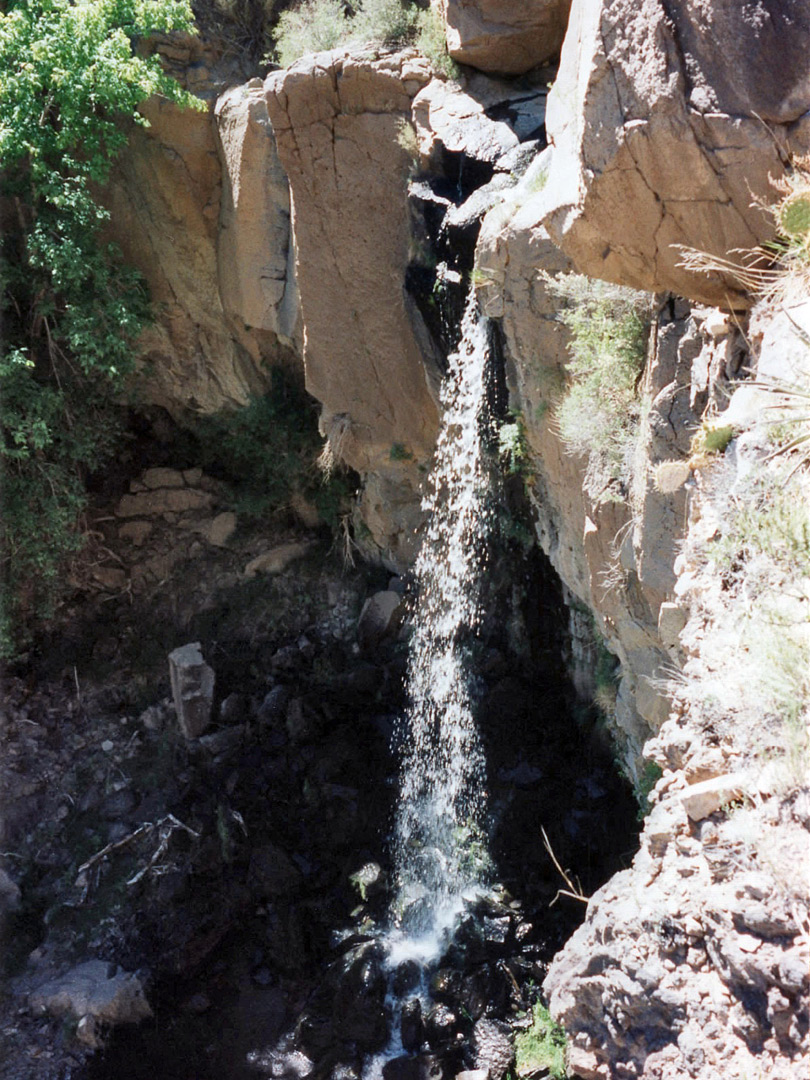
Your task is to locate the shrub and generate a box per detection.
[272,0,458,77]
[678,156,810,300]
[192,369,357,531]
[541,272,651,499]
[498,412,530,478]
[353,0,418,44]
[0,0,199,656]
[273,0,348,65]
[414,3,458,78]
[515,1002,567,1079]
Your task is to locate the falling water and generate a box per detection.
[389,292,496,960]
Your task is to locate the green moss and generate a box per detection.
[515,1002,568,1079]
[633,760,664,820]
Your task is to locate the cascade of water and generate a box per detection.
[389,292,496,959]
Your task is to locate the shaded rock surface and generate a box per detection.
[215,80,299,346]
[26,961,152,1026]
[440,0,571,75]
[103,36,299,422]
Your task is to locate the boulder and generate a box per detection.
[118,520,153,547]
[115,487,215,518]
[676,773,747,823]
[536,0,810,306]
[473,1018,514,1077]
[357,591,406,649]
[440,0,571,75]
[264,49,441,566]
[140,467,184,489]
[244,540,312,577]
[412,73,546,171]
[206,511,237,547]
[168,642,215,739]
[28,959,152,1026]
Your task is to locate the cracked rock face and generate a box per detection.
[440,0,571,75]
[264,48,443,567]
[215,80,299,347]
[537,0,810,306]
[543,301,810,1080]
[105,61,299,418]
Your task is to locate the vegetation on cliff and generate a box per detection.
[273,0,456,75]
[0,0,200,655]
[540,272,651,501]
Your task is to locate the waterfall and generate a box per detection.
[389,293,496,961]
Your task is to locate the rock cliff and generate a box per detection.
[95,7,810,1079]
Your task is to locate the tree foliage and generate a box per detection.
[0,0,200,655]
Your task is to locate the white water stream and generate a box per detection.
[365,295,497,1078]
[390,292,494,953]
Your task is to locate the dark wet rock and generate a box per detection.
[257,685,291,725]
[249,1047,314,1079]
[425,1003,457,1051]
[401,997,423,1054]
[271,645,301,672]
[330,941,388,1050]
[349,862,388,903]
[382,1054,443,1080]
[393,960,423,997]
[459,970,490,1022]
[472,1019,513,1078]
[430,968,464,1003]
[219,692,248,724]
[446,912,514,966]
[195,724,245,759]
[336,663,381,698]
[357,591,406,650]
[249,844,302,899]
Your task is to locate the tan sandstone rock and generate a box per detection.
[264,49,441,567]
[440,0,571,75]
[536,0,810,307]
[214,81,299,345]
[104,61,299,421]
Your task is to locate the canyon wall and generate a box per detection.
[105,4,810,1077]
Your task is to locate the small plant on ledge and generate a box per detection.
[540,271,652,503]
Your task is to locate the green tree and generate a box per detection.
[0,0,200,654]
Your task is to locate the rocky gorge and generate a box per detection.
[1,2,809,1080]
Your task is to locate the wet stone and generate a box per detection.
[393,959,423,996]
[382,1054,443,1080]
[473,1019,513,1078]
[401,996,423,1054]
[425,1003,457,1050]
